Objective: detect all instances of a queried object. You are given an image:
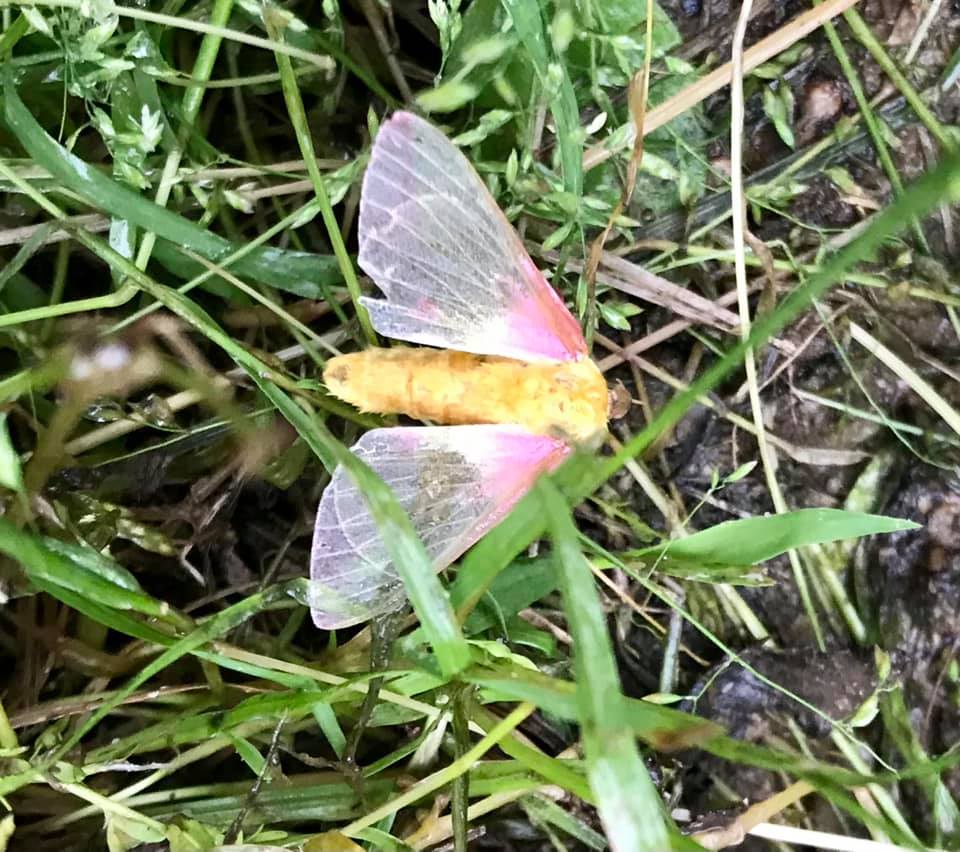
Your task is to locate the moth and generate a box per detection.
[309,111,612,629]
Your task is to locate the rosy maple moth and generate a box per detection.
[310,112,610,629]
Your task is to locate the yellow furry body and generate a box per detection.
[325,348,608,446]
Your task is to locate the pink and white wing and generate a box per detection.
[358,111,586,363]
[309,425,570,629]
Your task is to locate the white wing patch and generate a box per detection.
[308,425,569,629]
[358,111,587,363]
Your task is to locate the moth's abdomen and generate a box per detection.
[324,347,608,446]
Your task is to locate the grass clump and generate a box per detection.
[1,1,960,851]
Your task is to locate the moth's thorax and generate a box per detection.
[325,347,608,446]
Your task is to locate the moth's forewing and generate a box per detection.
[309,425,569,629]
[358,111,587,363]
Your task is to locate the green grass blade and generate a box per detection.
[1,78,341,296]
[25,573,181,647]
[268,13,377,344]
[0,13,30,60]
[471,706,595,803]
[0,525,312,688]
[0,518,176,621]
[467,662,718,748]
[537,479,669,851]
[636,508,920,564]
[340,703,535,837]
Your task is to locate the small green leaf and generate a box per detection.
[471,637,543,667]
[417,80,479,113]
[876,647,892,681]
[642,693,684,705]
[461,34,513,66]
[505,148,519,186]
[542,221,574,251]
[724,460,757,484]
[639,151,679,181]
[825,166,859,194]
[0,813,15,852]
[763,84,795,148]
[312,701,347,758]
[451,109,514,146]
[0,413,24,493]
[753,61,785,80]
[106,814,165,852]
[166,819,223,852]
[20,5,52,36]
[598,300,641,331]
[225,732,267,775]
[849,692,879,728]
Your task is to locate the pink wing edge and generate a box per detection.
[490,254,589,362]
[446,426,572,552]
[379,111,589,363]
[309,425,572,630]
